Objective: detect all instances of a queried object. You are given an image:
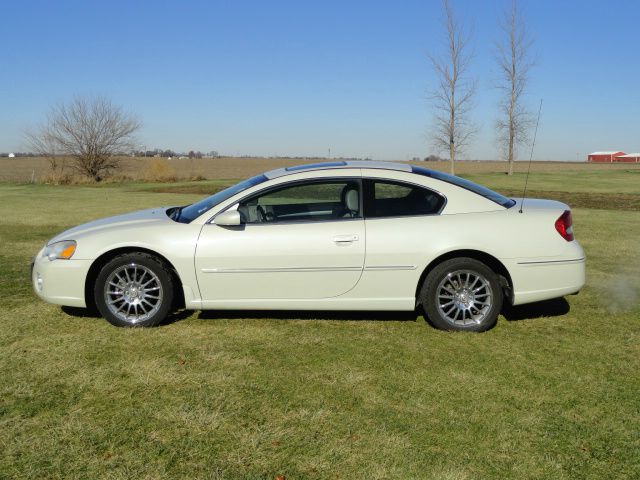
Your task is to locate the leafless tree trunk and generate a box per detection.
[429,0,477,175]
[496,0,534,176]
[26,96,141,181]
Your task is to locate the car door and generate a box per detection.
[195,178,365,302]
[360,178,447,299]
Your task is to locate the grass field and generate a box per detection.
[1,164,639,479]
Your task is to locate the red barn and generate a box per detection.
[614,153,640,163]
[588,151,626,162]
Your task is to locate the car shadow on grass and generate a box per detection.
[61,306,101,319]
[60,306,195,326]
[501,297,570,321]
[197,310,418,322]
[60,306,417,323]
[61,297,570,326]
[200,299,571,324]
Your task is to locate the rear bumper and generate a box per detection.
[32,248,91,308]
[507,256,586,306]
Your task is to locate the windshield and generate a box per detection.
[175,174,268,223]
[412,166,516,208]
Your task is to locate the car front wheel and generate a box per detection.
[421,258,503,332]
[95,253,174,327]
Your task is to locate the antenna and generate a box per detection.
[519,99,543,213]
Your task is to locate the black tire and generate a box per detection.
[420,257,502,332]
[94,252,174,327]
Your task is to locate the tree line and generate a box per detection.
[132,149,219,159]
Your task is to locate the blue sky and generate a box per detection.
[2,0,639,160]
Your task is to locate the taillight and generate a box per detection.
[555,210,574,241]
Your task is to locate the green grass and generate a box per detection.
[465,171,640,211]
[463,169,640,194]
[1,169,639,479]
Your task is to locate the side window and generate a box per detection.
[366,180,445,218]
[238,180,361,224]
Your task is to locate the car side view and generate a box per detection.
[32,161,586,331]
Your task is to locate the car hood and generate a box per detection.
[48,207,173,244]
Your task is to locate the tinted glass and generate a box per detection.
[367,180,445,217]
[176,174,268,223]
[411,166,516,208]
[238,180,361,223]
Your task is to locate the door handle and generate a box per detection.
[333,234,359,244]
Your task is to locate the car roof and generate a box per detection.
[264,160,413,179]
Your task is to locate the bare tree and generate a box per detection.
[429,0,477,175]
[26,97,141,181]
[26,130,67,178]
[495,0,534,176]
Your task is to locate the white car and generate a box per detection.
[32,161,586,331]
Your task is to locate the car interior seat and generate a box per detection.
[339,185,359,218]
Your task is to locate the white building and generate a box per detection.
[8,153,15,158]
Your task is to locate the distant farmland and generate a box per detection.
[1,156,639,183]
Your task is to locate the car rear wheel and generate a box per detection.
[95,253,174,327]
[420,257,502,332]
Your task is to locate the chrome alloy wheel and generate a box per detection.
[436,269,493,326]
[104,263,163,324]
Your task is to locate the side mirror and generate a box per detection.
[214,210,242,226]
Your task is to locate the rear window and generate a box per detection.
[366,180,445,218]
[412,166,516,208]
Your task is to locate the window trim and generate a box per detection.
[210,177,364,226]
[362,178,447,219]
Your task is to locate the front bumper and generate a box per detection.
[31,248,92,308]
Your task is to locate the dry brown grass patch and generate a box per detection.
[145,158,177,182]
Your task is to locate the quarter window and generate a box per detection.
[238,180,361,224]
[366,180,444,218]
[412,165,516,208]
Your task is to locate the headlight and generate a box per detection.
[43,240,77,261]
